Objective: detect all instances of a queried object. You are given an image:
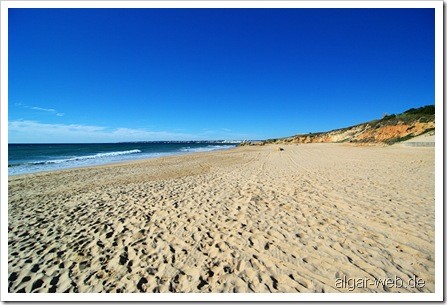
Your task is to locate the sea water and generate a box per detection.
[8,142,237,176]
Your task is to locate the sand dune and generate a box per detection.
[8,144,435,293]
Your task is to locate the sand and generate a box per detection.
[8,143,435,293]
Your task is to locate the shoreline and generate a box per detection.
[8,145,238,178]
[8,143,435,293]
[7,142,399,179]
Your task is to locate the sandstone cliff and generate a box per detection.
[266,105,435,145]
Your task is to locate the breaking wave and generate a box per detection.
[30,149,142,165]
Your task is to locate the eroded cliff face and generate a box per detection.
[272,120,434,145]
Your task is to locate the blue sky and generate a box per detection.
[8,8,434,143]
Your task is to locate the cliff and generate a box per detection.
[265,105,435,145]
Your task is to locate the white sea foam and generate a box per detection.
[31,149,142,165]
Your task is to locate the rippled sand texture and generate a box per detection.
[8,144,435,293]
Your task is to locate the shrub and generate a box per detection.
[404,105,435,115]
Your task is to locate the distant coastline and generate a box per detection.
[117,140,246,144]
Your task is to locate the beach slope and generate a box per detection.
[8,144,435,293]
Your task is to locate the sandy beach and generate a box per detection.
[8,143,435,293]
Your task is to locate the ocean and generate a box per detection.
[8,142,237,176]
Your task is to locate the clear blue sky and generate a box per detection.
[8,8,434,143]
